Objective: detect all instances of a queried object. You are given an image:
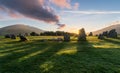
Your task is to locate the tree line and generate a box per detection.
[30,31,77,36]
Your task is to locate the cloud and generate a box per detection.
[73,3,79,10]
[57,23,66,29]
[50,0,71,9]
[111,21,120,25]
[0,16,2,18]
[63,11,120,14]
[0,0,59,23]
[38,0,44,5]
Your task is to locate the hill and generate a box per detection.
[93,24,120,35]
[0,24,44,35]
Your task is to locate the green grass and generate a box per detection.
[0,36,120,73]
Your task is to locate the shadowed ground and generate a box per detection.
[0,36,120,73]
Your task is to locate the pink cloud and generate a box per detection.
[8,12,24,18]
[74,3,79,10]
[0,7,23,18]
[57,23,66,29]
[50,0,71,9]
[0,0,59,23]
[38,0,44,5]
[0,15,3,19]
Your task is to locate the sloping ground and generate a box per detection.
[0,24,44,35]
[93,24,120,35]
[0,36,120,73]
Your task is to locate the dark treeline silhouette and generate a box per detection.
[30,32,39,36]
[40,31,77,36]
[4,31,77,38]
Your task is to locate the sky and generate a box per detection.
[0,0,120,33]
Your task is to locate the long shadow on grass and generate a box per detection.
[103,38,120,44]
[0,41,67,73]
[0,41,50,69]
[1,40,120,73]
[44,41,120,73]
[75,41,120,73]
[0,41,30,52]
[0,46,46,63]
[49,41,100,73]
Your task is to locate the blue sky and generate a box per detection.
[0,0,120,33]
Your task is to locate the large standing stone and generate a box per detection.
[98,34,104,40]
[19,35,28,41]
[64,34,70,42]
[102,31,108,37]
[108,29,117,38]
[11,34,16,39]
[78,28,86,41]
[5,34,11,38]
[88,32,93,36]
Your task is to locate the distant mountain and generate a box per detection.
[0,24,44,35]
[93,24,120,35]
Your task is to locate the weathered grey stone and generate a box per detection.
[11,34,16,39]
[108,29,117,38]
[88,32,93,36]
[19,35,28,41]
[102,31,108,37]
[5,34,11,38]
[64,34,70,42]
[57,38,63,42]
[78,28,86,41]
[98,34,104,40]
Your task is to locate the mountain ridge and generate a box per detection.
[0,24,44,35]
[93,24,120,35]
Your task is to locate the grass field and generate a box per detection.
[0,36,120,73]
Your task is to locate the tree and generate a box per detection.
[30,32,39,36]
[78,28,86,41]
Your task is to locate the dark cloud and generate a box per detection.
[0,0,59,23]
[57,23,66,29]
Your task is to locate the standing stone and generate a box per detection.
[88,32,93,36]
[78,28,86,41]
[19,35,28,41]
[98,34,104,40]
[5,34,11,38]
[102,31,108,37]
[11,34,16,39]
[95,34,98,36]
[64,34,70,42]
[108,29,117,38]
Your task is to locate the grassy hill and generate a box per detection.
[0,24,44,35]
[93,24,120,35]
[0,36,120,73]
